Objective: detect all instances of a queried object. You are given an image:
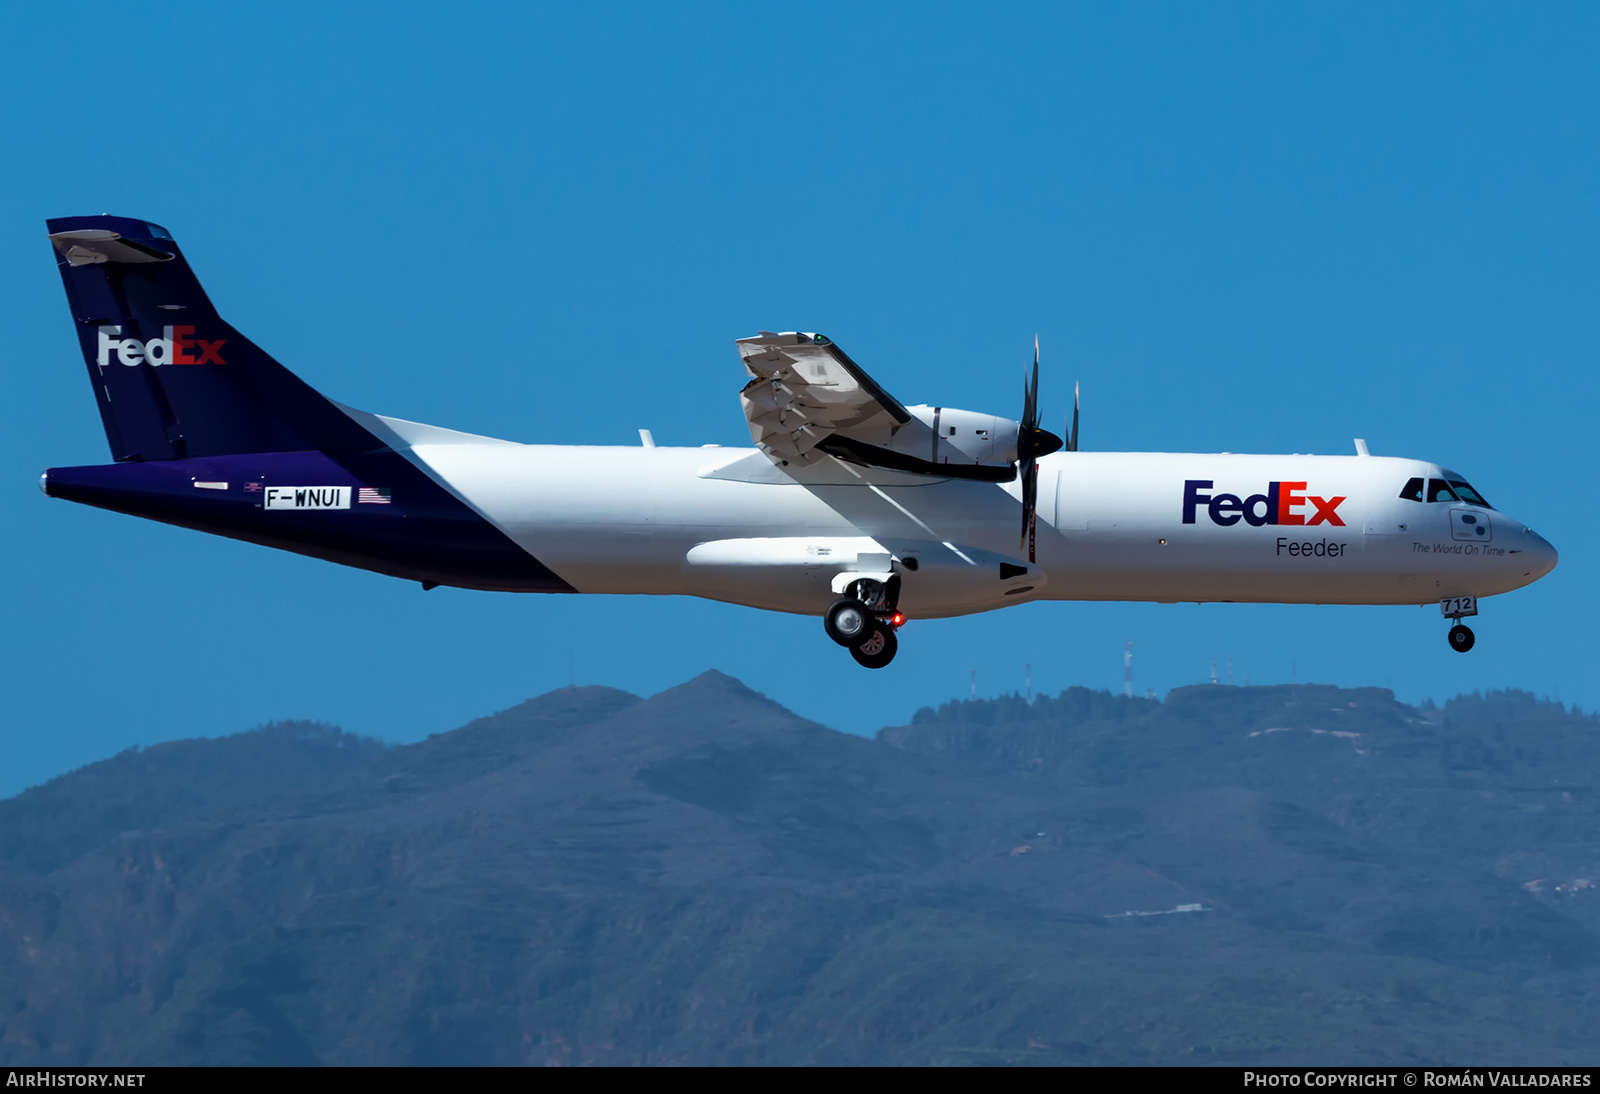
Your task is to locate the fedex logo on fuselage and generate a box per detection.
[1182,479,1346,527]
[96,325,225,367]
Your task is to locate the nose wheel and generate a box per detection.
[1441,597,1479,653]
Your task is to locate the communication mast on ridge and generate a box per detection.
[1026,663,1032,702]
[1123,640,1133,698]
[1210,657,1218,685]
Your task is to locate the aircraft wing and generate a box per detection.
[736,332,918,470]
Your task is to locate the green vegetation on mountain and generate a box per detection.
[0,721,385,873]
[0,676,1596,1065]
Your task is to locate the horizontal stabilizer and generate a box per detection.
[49,229,174,267]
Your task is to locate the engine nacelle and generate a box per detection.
[896,404,1020,470]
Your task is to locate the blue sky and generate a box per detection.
[2,4,1595,795]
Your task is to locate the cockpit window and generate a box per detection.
[1398,477,1424,502]
[1448,480,1491,508]
[1427,478,1460,503]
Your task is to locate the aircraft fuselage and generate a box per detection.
[44,424,1558,620]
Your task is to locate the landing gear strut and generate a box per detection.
[824,577,903,669]
[1442,596,1478,654]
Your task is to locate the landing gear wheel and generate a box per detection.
[824,597,874,648]
[850,625,898,669]
[1448,624,1476,653]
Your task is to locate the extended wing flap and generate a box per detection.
[736,332,918,470]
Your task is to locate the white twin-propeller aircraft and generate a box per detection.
[40,217,1559,668]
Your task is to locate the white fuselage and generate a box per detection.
[369,415,1558,619]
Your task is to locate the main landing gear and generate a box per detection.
[1448,624,1475,653]
[849,623,898,669]
[824,577,903,669]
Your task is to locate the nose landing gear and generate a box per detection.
[824,577,904,669]
[1441,596,1478,653]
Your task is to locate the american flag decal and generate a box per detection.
[358,487,392,505]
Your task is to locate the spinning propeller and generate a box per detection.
[1018,336,1066,560]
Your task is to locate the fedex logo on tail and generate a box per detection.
[1183,480,1346,527]
[96,325,226,367]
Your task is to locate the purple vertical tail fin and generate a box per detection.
[47,215,375,461]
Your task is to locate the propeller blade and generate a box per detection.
[1023,338,1039,432]
[1030,337,1040,426]
[1068,381,1079,452]
[1019,458,1037,548]
[1017,335,1058,560]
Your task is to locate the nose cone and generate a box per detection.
[1518,526,1559,582]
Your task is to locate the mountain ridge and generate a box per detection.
[1,676,1597,1064]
